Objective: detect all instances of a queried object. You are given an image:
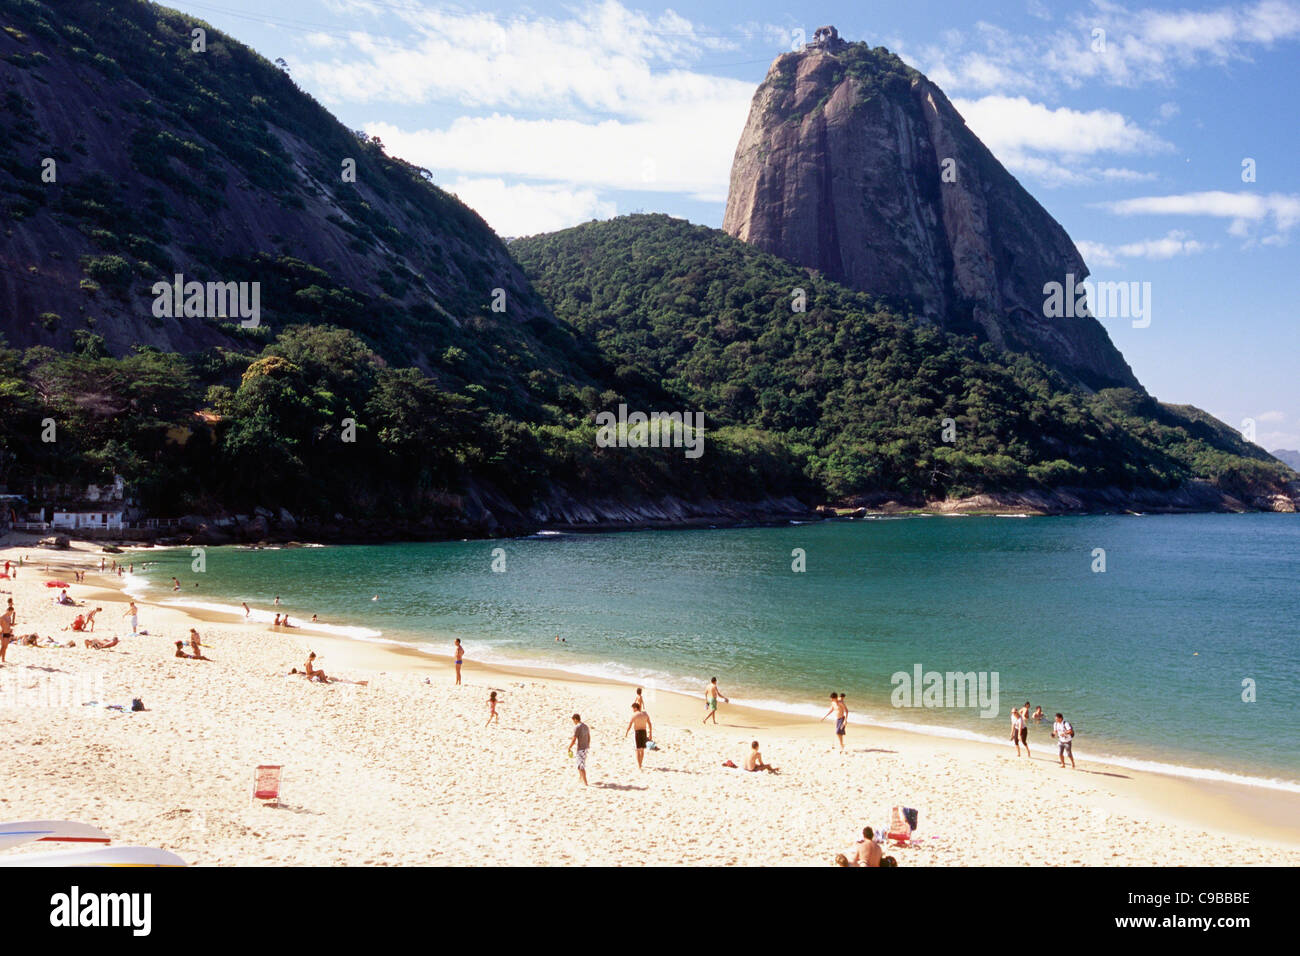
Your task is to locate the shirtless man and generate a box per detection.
[123,601,138,636]
[0,599,15,663]
[822,692,848,749]
[304,652,329,683]
[745,740,778,774]
[703,677,729,725]
[624,702,654,769]
[1010,705,1029,757]
[453,638,464,686]
[852,827,882,867]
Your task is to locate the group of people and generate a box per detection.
[1010,701,1076,768]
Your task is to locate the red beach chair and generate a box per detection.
[252,765,282,807]
[886,806,914,847]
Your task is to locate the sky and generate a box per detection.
[163,0,1300,450]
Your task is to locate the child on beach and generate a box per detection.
[485,691,501,727]
[123,602,138,636]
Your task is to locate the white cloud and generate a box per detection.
[366,100,743,202]
[951,95,1166,185]
[913,1,1300,95]
[445,178,616,237]
[954,95,1169,154]
[1101,190,1300,241]
[1076,230,1211,267]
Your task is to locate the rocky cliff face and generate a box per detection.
[723,38,1140,391]
[0,0,550,367]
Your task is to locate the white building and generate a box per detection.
[51,508,124,531]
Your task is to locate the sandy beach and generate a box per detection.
[2,539,1298,867]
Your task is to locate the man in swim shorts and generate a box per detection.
[624,702,653,769]
[703,677,729,725]
[568,714,590,786]
[822,692,848,749]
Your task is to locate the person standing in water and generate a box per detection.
[624,702,653,769]
[703,677,729,725]
[453,638,464,685]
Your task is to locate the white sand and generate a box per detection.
[2,543,1298,866]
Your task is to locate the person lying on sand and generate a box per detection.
[85,637,119,650]
[744,741,779,774]
[174,640,210,661]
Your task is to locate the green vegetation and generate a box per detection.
[512,215,1292,501]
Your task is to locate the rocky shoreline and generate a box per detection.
[18,478,1296,553]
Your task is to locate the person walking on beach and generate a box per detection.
[624,702,653,769]
[123,601,138,636]
[242,602,251,618]
[1010,705,1029,757]
[0,599,15,664]
[703,677,729,725]
[634,687,645,711]
[822,692,848,750]
[568,714,591,786]
[85,607,101,631]
[1052,713,1075,769]
[454,638,464,685]
[485,691,501,727]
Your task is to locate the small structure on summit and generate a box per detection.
[811,25,844,51]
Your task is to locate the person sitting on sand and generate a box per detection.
[744,740,779,774]
[188,627,204,659]
[852,828,882,867]
[56,589,75,606]
[281,616,296,628]
[304,652,329,683]
[85,637,119,650]
[174,640,210,661]
[68,614,86,632]
[833,854,852,867]
[273,614,282,628]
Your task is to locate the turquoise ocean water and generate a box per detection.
[124,514,1300,790]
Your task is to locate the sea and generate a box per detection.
[121,513,1300,791]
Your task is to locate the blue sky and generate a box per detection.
[164,0,1299,449]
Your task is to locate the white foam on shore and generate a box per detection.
[123,560,1300,796]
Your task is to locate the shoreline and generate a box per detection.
[122,544,1300,798]
[5,539,1300,864]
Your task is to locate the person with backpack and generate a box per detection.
[1052,712,1076,768]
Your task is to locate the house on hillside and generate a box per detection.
[47,475,130,531]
